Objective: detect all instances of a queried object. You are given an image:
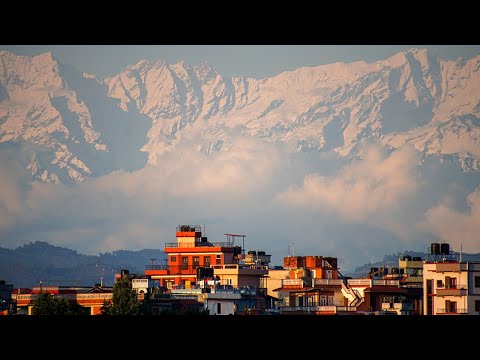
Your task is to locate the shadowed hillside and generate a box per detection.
[0,241,166,288]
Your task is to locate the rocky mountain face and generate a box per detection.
[1,48,479,183]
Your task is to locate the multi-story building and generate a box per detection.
[145,225,268,291]
[273,255,359,315]
[423,243,480,315]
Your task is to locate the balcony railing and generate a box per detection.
[436,308,467,314]
[348,279,372,286]
[372,279,400,286]
[381,302,414,310]
[164,241,234,248]
[436,287,467,296]
[281,279,304,287]
[313,279,343,286]
[280,306,356,313]
[15,293,113,302]
[145,265,203,274]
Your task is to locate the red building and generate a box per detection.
[145,225,243,289]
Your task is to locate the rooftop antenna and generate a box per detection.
[292,241,295,257]
[460,243,462,262]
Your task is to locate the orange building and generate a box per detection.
[145,225,244,289]
[275,255,358,315]
[13,285,113,315]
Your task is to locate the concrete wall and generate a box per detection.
[267,269,290,298]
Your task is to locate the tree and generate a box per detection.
[32,290,89,315]
[32,291,55,315]
[102,277,139,315]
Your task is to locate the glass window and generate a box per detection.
[204,256,211,267]
[475,300,480,312]
[171,256,176,262]
[181,257,188,270]
[193,256,200,267]
[475,276,480,288]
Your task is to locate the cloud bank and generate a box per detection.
[1,137,479,272]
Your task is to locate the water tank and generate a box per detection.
[257,251,266,256]
[440,243,450,255]
[371,267,379,275]
[404,255,412,261]
[413,256,422,261]
[431,243,440,255]
[248,251,257,255]
[390,267,399,275]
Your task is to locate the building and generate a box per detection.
[203,287,266,315]
[274,255,358,315]
[423,243,480,315]
[0,280,14,315]
[13,284,113,315]
[145,225,268,292]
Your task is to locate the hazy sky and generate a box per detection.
[1,45,480,79]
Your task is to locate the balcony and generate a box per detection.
[372,279,400,286]
[436,308,467,314]
[145,265,201,275]
[381,302,414,311]
[164,241,233,248]
[281,279,305,288]
[437,286,467,297]
[434,263,467,273]
[280,306,356,314]
[313,279,343,286]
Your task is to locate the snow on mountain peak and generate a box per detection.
[2,48,480,183]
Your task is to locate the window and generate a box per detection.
[170,256,176,262]
[217,302,222,315]
[446,276,457,289]
[320,296,327,306]
[204,256,211,267]
[436,279,443,288]
[326,270,332,280]
[193,256,200,267]
[181,256,188,270]
[475,276,480,288]
[216,254,221,265]
[475,300,480,312]
[328,296,334,306]
[445,300,457,313]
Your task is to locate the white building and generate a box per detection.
[423,258,480,315]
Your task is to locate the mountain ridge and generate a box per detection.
[2,48,480,182]
[0,241,166,288]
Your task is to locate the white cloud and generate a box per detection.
[275,143,420,223]
[2,138,479,272]
[418,186,480,253]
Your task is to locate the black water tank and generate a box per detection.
[440,243,450,255]
[258,251,266,256]
[404,255,412,261]
[371,267,379,274]
[390,267,399,274]
[413,257,422,261]
[248,251,256,255]
[431,243,440,255]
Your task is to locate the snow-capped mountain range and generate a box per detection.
[1,48,480,183]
